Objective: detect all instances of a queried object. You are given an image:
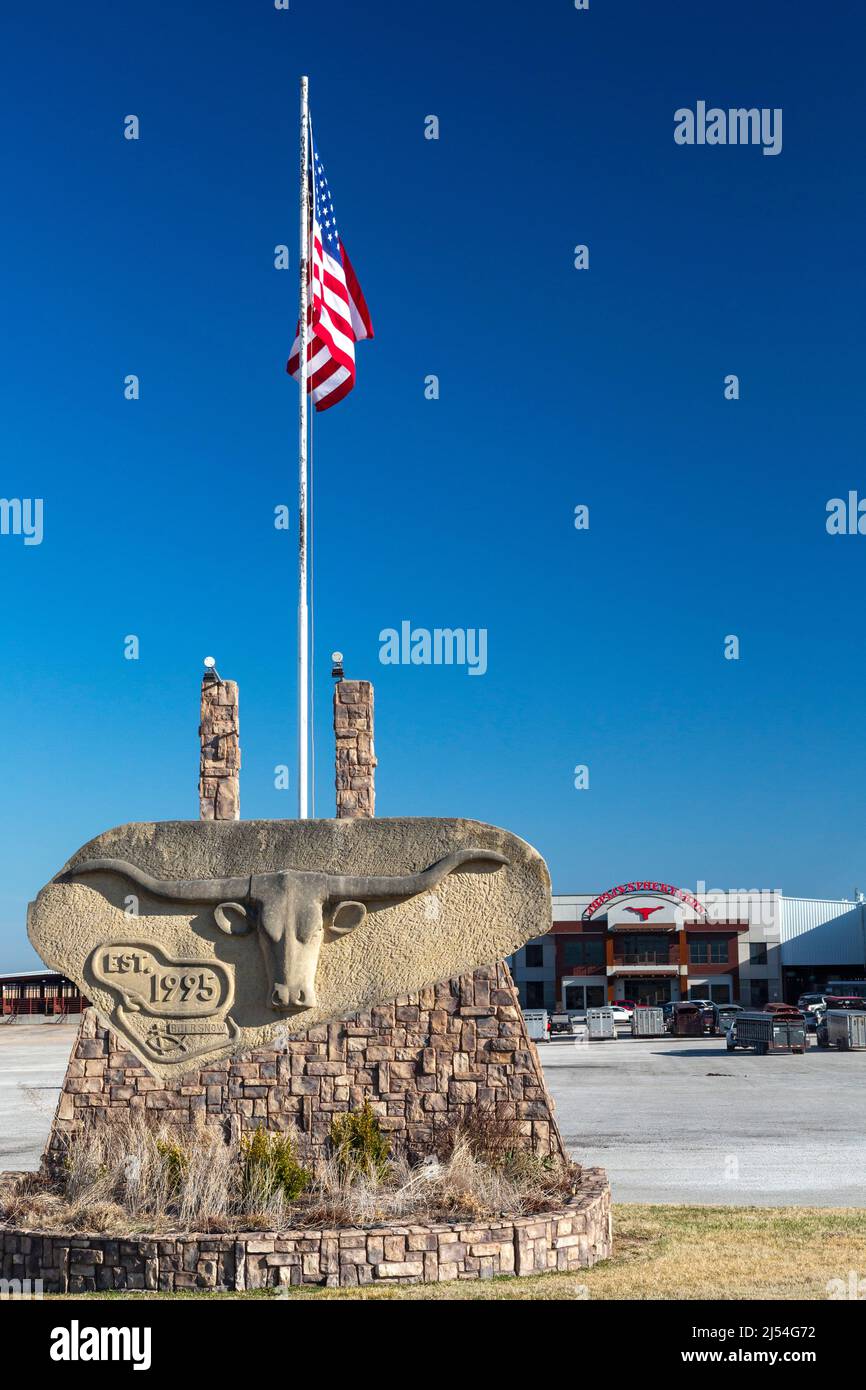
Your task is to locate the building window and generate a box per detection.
[524,981,545,1008]
[750,981,769,1007]
[750,943,768,966]
[563,938,604,967]
[709,983,731,1004]
[690,939,728,965]
[524,943,544,968]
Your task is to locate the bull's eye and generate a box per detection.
[330,901,367,934]
[213,902,252,936]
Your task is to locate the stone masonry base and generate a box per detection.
[44,963,567,1174]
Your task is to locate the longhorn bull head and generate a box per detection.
[67,849,509,1011]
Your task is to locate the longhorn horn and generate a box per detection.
[65,858,251,905]
[326,848,509,903]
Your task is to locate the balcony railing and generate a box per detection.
[613,949,679,966]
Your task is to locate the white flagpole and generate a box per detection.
[297,75,310,819]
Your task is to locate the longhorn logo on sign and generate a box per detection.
[624,905,665,922]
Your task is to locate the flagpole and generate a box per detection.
[297,75,310,819]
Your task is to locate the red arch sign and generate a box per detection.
[582,882,707,921]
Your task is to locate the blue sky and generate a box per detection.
[2,0,865,968]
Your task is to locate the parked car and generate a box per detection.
[549,1012,574,1036]
[815,995,861,1026]
[608,1002,633,1025]
[797,992,826,1014]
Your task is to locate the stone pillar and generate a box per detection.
[199,673,240,820]
[334,680,376,818]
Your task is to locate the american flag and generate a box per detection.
[287,127,374,411]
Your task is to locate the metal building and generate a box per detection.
[779,897,866,999]
[0,969,86,1018]
[511,884,866,1010]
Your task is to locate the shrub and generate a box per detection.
[241,1128,311,1205]
[329,1102,390,1180]
[156,1138,189,1195]
[434,1104,524,1168]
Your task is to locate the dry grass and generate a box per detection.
[0,1113,576,1236]
[302,1135,573,1228]
[2,1116,241,1234]
[45,1204,866,1301]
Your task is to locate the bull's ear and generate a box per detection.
[214,901,252,936]
[330,901,367,934]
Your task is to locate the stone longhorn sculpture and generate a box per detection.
[28,818,550,1077]
[67,849,509,1012]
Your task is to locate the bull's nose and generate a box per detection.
[271,985,316,1010]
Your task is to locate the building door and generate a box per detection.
[563,982,606,1011]
[626,978,674,1006]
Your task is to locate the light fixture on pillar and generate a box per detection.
[331,651,344,682]
[203,655,222,682]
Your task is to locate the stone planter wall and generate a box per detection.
[0,1170,610,1292]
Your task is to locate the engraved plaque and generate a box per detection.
[88,943,236,1064]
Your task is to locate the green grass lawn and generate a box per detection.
[46,1204,866,1300]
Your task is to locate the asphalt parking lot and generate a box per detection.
[0,1020,76,1170]
[542,1032,866,1206]
[2,1020,866,1206]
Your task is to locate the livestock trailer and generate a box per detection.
[631,1006,666,1038]
[522,1009,549,1042]
[668,1002,705,1038]
[728,1009,807,1055]
[820,1009,866,1051]
[586,1007,616,1040]
[716,1004,743,1032]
